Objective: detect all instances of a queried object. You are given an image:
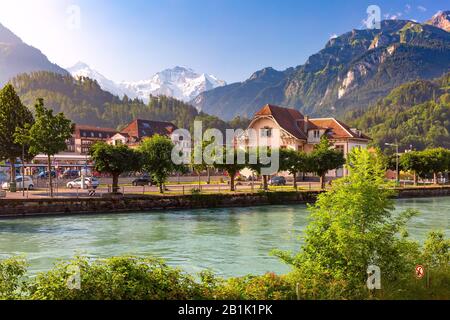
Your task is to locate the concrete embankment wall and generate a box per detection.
[0,186,449,218]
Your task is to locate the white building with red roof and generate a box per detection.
[239,104,371,177]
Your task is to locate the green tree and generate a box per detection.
[90,142,142,193]
[191,139,214,189]
[399,150,433,185]
[279,149,311,190]
[17,99,74,197]
[139,134,184,193]
[421,148,450,184]
[274,148,418,299]
[212,147,247,192]
[310,136,346,189]
[0,84,34,190]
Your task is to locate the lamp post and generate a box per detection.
[385,142,399,186]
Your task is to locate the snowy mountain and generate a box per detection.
[67,62,133,97]
[67,63,226,102]
[121,66,226,102]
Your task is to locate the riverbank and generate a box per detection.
[2,185,450,218]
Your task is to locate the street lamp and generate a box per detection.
[385,142,399,185]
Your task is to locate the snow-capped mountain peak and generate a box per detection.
[67,62,132,97]
[67,63,226,102]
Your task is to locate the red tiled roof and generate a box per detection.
[309,118,371,140]
[254,104,307,140]
[121,119,178,140]
[252,104,371,141]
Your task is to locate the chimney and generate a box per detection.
[303,116,309,133]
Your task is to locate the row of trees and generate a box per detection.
[0,84,74,196]
[400,147,450,185]
[91,134,346,194]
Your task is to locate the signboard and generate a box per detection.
[415,265,425,279]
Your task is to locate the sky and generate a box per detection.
[0,0,446,83]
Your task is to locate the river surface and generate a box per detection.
[0,197,448,277]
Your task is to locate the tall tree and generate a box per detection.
[18,99,74,197]
[279,149,311,190]
[246,146,275,191]
[274,148,418,299]
[0,84,34,190]
[90,142,142,193]
[213,147,247,192]
[310,136,346,189]
[139,134,185,193]
[400,151,424,185]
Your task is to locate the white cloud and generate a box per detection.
[417,6,427,12]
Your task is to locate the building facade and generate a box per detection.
[238,104,371,177]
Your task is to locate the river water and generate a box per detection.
[0,197,448,277]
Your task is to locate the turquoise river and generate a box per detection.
[0,197,448,277]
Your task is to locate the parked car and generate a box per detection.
[2,176,34,190]
[269,176,286,186]
[38,171,56,179]
[66,177,100,189]
[132,176,153,186]
[62,170,80,179]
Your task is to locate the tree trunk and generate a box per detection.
[433,172,438,185]
[112,173,119,193]
[207,167,211,184]
[320,174,325,190]
[48,155,53,197]
[198,172,201,189]
[293,172,297,190]
[413,172,418,186]
[159,183,164,194]
[9,158,16,192]
[230,174,235,192]
[263,175,268,191]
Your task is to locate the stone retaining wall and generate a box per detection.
[0,186,449,218]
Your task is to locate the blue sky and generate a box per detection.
[0,0,446,83]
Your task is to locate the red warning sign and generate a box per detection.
[415,265,425,279]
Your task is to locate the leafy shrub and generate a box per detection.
[0,257,27,300]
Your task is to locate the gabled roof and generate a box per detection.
[121,119,178,139]
[308,118,371,140]
[254,104,307,140]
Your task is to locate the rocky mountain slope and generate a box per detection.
[0,23,67,86]
[193,14,450,120]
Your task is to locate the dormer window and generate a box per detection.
[261,127,272,138]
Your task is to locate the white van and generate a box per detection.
[1,176,35,190]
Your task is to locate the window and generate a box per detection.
[91,132,94,137]
[261,127,272,138]
[313,130,320,139]
[99,133,102,138]
[335,145,345,153]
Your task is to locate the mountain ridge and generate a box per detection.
[192,13,450,120]
[68,63,226,102]
[0,23,68,86]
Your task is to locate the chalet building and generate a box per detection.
[68,125,118,154]
[238,104,371,177]
[107,119,178,147]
